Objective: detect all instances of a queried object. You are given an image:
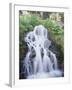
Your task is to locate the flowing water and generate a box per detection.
[23,25,62,79]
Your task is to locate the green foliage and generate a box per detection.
[30,14,40,27]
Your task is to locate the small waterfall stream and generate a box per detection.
[23,25,62,79]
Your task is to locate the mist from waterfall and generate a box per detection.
[23,25,62,79]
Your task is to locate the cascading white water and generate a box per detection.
[23,25,62,79]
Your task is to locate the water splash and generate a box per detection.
[23,25,62,79]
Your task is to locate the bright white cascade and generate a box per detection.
[24,25,62,79]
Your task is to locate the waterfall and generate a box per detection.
[23,25,62,79]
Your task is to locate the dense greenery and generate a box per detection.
[19,13,64,78]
